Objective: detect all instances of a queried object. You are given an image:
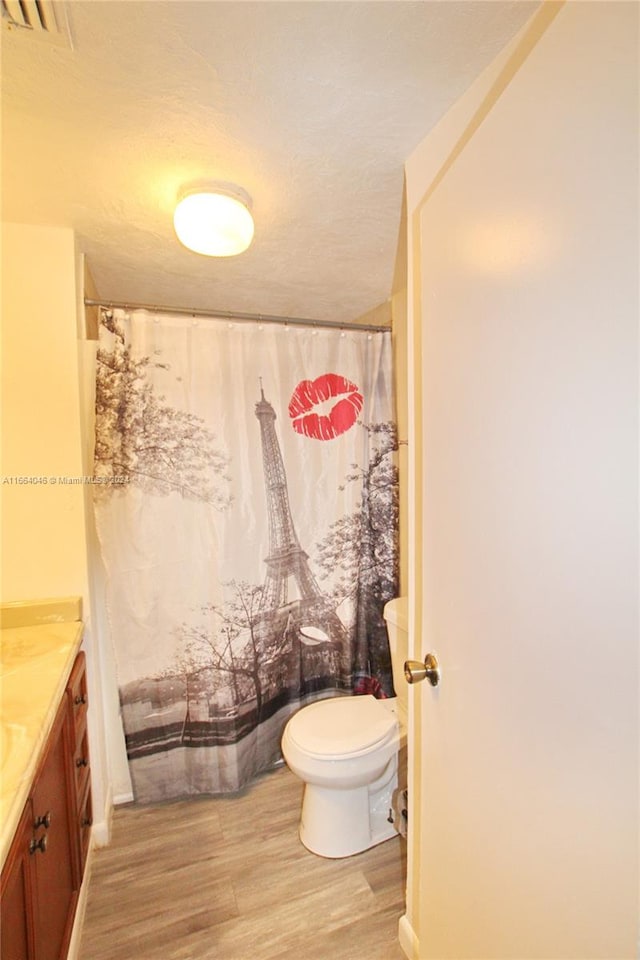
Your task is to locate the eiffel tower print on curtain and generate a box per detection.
[254,384,351,690]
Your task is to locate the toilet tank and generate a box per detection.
[383,597,408,707]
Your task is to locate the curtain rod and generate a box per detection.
[84,299,390,334]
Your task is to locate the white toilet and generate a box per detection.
[281,597,408,858]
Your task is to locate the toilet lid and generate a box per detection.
[287,695,397,759]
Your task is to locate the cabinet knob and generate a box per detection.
[76,757,89,768]
[81,815,93,828]
[29,835,48,855]
[74,694,87,705]
[33,811,51,830]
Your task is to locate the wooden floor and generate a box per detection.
[79,764,408,960]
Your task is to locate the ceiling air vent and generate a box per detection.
[1,0,72,47]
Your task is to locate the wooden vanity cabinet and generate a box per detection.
[0,652,91,960]
[66,652,92,878]
[30,697,77,960]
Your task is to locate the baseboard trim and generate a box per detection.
[113,791,134,805]
[91,782,115,847]
[399,913,419,959]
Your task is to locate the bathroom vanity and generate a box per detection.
[0,601,89,960]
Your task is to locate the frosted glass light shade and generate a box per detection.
[173,191,254,257]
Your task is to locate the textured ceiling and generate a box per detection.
[1,1,537,324]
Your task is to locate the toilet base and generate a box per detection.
[298,756,398,858]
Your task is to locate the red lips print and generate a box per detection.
[289,374,363,440]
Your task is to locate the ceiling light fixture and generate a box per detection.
[173,182,254,257]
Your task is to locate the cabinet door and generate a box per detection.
[0,801,36,960]
[30,700,76,960]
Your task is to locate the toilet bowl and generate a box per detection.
[281,597,409,858]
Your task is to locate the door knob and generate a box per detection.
[404,653,440,686]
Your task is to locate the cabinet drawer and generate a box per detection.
[78,783,93,874]
[66,651,88,738]
[72,725,91,799]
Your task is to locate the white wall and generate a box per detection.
[1,223,88,599]
[405,2,638,957]
[1,223,114,842]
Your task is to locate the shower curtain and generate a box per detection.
[94,307,398,802]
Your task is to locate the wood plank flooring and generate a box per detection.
[79,764,407,960]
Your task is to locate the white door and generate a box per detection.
[408,4,638,959]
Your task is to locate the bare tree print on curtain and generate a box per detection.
[93,308,398,801]
[94,311,230,506]
[315,421,399,697]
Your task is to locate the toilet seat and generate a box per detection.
[287,695,398,760]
